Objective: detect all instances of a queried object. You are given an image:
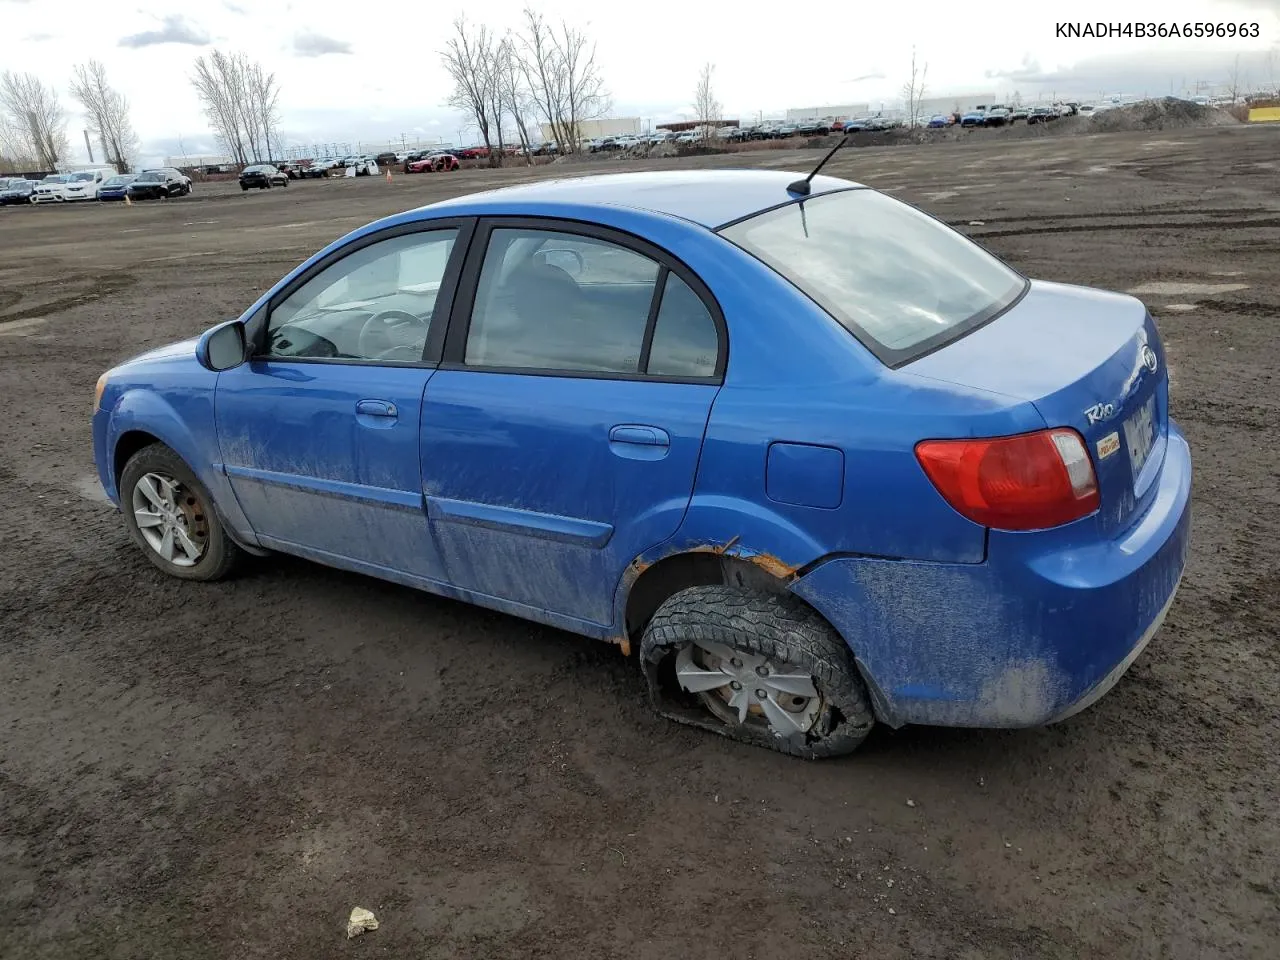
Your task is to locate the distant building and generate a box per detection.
[657,119,739,132]
[915,95,1002,117]
[539,118,642,142]
[166,155,235,169]
[786,103,870,121]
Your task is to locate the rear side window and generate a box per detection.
[720,190,1026,366]
[647,273,718,378]
[465,228,660,373]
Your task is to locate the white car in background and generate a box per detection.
[32,173,74,203]
[62,168,116,201]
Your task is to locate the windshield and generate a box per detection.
[43,174,69,183]
[70,172,95,181]
[720,189,1027,366]
[137,172,163,181]
[104,176,132,186]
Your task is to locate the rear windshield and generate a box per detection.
[719,189,1027,366]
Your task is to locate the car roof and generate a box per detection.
[423,170,862,229]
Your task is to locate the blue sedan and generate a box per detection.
[98,174,139,201]
[92,171,1191,758]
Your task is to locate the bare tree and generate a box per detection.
[901,47,929,128]
[495,34,535,161]
[441,17,495,156]
[694,63,721,138]
[516,7,608,153]
[246,61,282,162]
[1226,54,1243,103]
[558,21,608,149]
[0,71,69,169]
[69,60,139,173]
[190,50,281,165]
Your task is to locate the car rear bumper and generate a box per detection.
[791,423,1192,729]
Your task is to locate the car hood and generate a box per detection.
[123,336,200,365]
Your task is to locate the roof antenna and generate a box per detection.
[787,133,850,196]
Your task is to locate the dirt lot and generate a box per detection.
[2,126,1278,960]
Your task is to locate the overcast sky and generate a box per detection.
[2,0,1277,164]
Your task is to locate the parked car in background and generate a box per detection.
[32,173,74,203]
[1027,106,1056,124]
[960,109,986,127]
[127,168,192,200]
[98,174,139,201]
[60,168,117,201]
[407,152,460,173]
[92,169,1191,760]
[0,179,37,205]
[1010,106,1030,122]
[984,107,1012,127]
[927,115,951,128]
[375,152,399,167]
[239,164,289,190]
[794,119,830,135]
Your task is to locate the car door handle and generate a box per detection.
[609,424,669,446]
[355,399,398,418]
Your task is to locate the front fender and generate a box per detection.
[104,385,258,545]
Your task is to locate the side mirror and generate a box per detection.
[196,319,248,372]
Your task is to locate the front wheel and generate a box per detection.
[640,586,874,759]
[119,443,241,581]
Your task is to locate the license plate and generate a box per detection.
[1123,395,1157,482]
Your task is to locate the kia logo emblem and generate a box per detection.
[1141,345,1158,373]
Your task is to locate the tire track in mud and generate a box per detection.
[0,273,138,324]
[968,217,1280,239]
[947,207,1260,226]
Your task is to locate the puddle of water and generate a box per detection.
[1127,281,1249,296]
[924,191,958,201]
[1159,303,1198,312]
[1086,165,1110,174]
[0,316,48,336]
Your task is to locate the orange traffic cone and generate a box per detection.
[385,170,393,183]
[124,193,132,206]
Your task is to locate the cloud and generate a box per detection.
[222,1,247,12]
[1215,0,1280,13]
[985,49,1280,96]
[25,31,54,41]
[292,31,353,56]
[119,15,210,48]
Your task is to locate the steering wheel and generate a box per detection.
[357,309,427,360]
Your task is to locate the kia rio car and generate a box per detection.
[92,171,1191,759]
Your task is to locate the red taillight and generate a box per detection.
[915,428,1099,531]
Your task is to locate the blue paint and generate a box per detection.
[426,496,614,548]
[92,169,1193,732]
[766,442,845,510]
[214,359,446,580]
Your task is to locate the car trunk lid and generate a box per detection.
[905,280,1168,538]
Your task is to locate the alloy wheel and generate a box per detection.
[131,471,208,567]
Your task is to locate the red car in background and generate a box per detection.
[407,152,461,173]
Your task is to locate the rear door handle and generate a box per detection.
[355,399,398,418]
[609,424,670,447]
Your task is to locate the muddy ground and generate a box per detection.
[2,126,1278,959]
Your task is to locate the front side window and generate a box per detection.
[722,190,1026,365]
[464,228,661,373]
[265,229,458,362]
